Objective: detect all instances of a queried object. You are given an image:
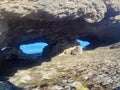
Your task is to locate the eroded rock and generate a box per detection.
[0,0,119,59]
[6,45,120,90]
[0,0,106,22]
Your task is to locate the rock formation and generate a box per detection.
[0,0,120,57]
[0,1,120,90]
[6,44,120,90]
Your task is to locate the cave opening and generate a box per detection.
[76,39,90,49]
[20,42,48,56]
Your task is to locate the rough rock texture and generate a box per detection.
[0,0,106,22]
[0,0,120,57]
[3,43,119,90]
[43,41,83,57]
[0,1,120,90]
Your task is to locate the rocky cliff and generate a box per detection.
[0,0,120,57]
[0,0,120,90]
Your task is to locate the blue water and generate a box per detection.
[76,39,90,48]
[20,42,48,54]
[1,40,90,54]
[20,40,90,54]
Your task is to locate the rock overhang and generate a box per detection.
[0,0,107,22]
[0,0,120,57]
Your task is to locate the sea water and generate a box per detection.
[20,40,90,54]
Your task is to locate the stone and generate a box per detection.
[0,0,106,22]
[5,46,120,90]
[0,0,119,58]
[71,46,83,55]
[110,42,120,49]
[51,85,63,90]
[0,1,120,89]
[70,81,83,88]
[57,42,83,56]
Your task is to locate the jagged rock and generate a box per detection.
[110,42,120,49]
[7,46,120,90]
[71,46,83,55]
[0,0,106,22]
[50,42,83,57]
[0,0,119,58]
[0,1,120,90]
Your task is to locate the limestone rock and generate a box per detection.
[0,0,119,60]
[6,46,120,90]
[57,42,82,56]
[110,42,120,49]
[0,1,120,90]
[0,0,106,22]
[71,46,83,55]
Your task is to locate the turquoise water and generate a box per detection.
[1,40,90,54]
[20,40,90,54]
[76,39,90,48]
[20,42,48,54]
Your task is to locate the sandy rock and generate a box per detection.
[58,43,83,56]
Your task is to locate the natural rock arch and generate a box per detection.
[0,0,120,59]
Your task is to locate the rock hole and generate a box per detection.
[76,39,90,49]
[20,42,48,56]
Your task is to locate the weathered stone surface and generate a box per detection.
[0,1,120,90]
[0,0,119,57]
[43,41,82,57]
[0,0,106,22]
[6,45,120,90]
[110,42,120,49]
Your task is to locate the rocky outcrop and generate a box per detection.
[0,0,106,22]
[110,42,120,49]
[0,1,120,90]
[0,0,120,57]
[43,41,82,57]
[6,45,120,90]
